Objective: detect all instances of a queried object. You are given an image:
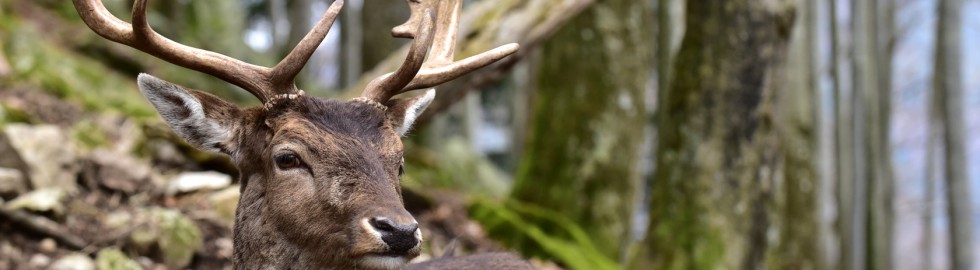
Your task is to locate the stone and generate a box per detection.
[29,254,50,269]
[95,248,142,270]
[49,253,96,270]
[208,185,240,227]
[39,238,57,253]
[6,188,67,216]
[128,207,203,269]
[165,171,232,195]
[0,124,78,193]
[82,149,153,194]
[0,167,26,196]
[155,208,203,269]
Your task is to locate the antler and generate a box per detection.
[72,0,344,103]
[360,0,520,103]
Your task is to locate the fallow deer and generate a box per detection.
[72,0,533,269]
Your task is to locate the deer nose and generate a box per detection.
[368,217,420,253]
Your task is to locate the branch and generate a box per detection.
[0,207,87,249]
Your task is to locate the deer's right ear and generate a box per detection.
[137,73,243,155]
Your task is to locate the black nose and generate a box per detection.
[369,217,420,253]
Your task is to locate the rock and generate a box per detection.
[39,238,57,253]
[128,207,203,269]
[208,185,240,227]
[5,188,67,216]
[0,124,78,193]
[0,167,26,196]
[155,208,203,269]
[82,149,153,194]
[165,171,232,195]
[95,248,141,270]
[29,254,50,269]
[49,253,96,270]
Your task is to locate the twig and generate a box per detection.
[0,207,87,250]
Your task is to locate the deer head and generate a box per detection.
[72,0,518,268]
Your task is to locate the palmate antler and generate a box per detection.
[72,0,344,103]
[360,0,520,103]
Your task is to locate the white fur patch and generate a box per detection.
[137,73,233,154]
[396,89,435,136]
[359,255,409,270]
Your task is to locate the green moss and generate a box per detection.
[96,248,142,270]
[72,120,110,151]
[154,208,203,269]
[0,18,155,118]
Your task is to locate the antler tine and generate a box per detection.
[74,0,344,103]
[405,0,519,91]
[384,0,519,98]
[361,9,437,103]
[269,0,345,91]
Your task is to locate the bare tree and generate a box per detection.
[934,0,974,269]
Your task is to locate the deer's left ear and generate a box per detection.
[386,90,435,137]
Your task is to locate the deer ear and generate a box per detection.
[137,73,243,155]
[386,89,435,137]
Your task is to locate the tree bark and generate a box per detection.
[510,0,651,263]
[633,1,818,269]
[934,0,974,269]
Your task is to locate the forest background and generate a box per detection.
[0,0,979,269]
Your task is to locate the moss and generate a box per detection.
[96,248,142,270]
[154,208,203,269]
[0,17,155,118]
[72,120,110,151]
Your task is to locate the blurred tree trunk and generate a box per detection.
[850,0,874,267]
[829,0,858,268]
[510,0,651,262]
[853,0,893,269]
[360,0,408,73]
[340,0,362,87]
[934,0,974,269]
[868,0,898,269]
[657,0,672,97]
[632,1,819,269]
[923,65,940,270]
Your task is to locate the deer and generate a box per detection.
[72,0,535,269]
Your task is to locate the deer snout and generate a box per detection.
[368,217,421,253]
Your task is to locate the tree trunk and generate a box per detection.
[934,0,974,269]
[829,0,857,268]
[633,1,818,269]
[864,0,893,268]
[509,0,651,263]
[868,0,898,269]
[360,0,409,73]
[340,0,362,88]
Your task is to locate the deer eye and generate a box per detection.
[275,154,304,170]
